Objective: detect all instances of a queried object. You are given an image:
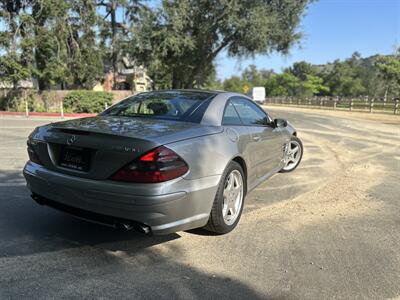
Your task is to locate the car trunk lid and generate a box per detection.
[30,116,222,180]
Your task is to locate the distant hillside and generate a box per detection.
[218,51,400,98]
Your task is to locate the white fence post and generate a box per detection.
[60,100,64,118]
[25,99,29,118]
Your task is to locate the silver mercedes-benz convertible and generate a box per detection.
[23,90,303,234]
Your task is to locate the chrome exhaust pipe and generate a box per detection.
[115,222,150,234]
[138,225,150,234]
[31,194,151,234]
[115,223,134,231]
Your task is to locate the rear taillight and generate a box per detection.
[27,140,43,165]
[110,146,189,183]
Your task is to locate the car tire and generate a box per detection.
[280,136,303,173]
[204,161,246,234]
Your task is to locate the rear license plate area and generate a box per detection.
[59,146,91,172]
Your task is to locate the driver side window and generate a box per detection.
[230,97,271,126]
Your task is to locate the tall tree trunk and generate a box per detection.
[111,0,117,89]
[185,81,193,89]
[172,71,181,89]
[384,85,388,102]
[32,2,47,91]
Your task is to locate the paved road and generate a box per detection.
[0,107,399,299]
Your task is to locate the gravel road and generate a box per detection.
[0,107,399,299]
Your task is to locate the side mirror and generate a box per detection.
[274,118,287,128]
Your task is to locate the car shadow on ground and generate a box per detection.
[0,169,272,299]
[0,168,222,257]
[0,169,181,258]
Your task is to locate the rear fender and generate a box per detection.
[166,127,252,182]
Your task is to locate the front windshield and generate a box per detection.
[102,91,216,122]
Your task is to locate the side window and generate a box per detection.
[231,97,270,126]
[222,101,243,125]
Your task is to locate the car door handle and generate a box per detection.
[252,136,261,142]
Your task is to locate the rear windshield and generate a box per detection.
[101,91,215,123]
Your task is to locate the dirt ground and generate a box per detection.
[0,107,399,299]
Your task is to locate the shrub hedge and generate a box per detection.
[63,91,113,113]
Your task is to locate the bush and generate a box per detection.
[63,91,113,113]
[0,89,28,111]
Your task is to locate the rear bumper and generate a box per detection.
[23,161,220,234]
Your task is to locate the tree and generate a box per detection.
[27,0,105,90]
[356,54,379,97]
[223,76,245,93]
[323,59,365,97]
[283,61,328,97]
[265,74,288,96]
[97,0,128,82]
[31,0,72,89]
[0,0,35,88]
[375,48,400,99]
[241,65,273,88]
[68,0,104,88]
[263,72,300,96]
[131,0,312,88]
[203,66,223,90]
[278,72,301,96]
[302,74,329,96]
[286,61,317,81]
[97,0,145,85]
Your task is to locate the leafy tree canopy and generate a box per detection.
[131,0,312,88]
[375,48,400,98]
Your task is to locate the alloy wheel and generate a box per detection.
[222,170,244,225]
[282,140,302,171]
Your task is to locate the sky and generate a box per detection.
[216,0,400,80]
